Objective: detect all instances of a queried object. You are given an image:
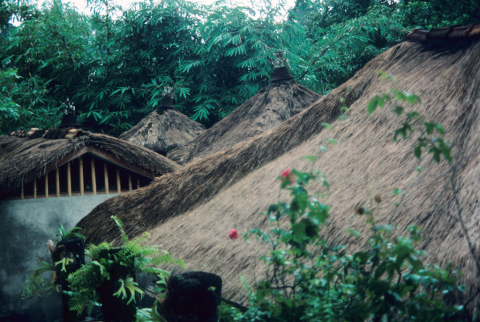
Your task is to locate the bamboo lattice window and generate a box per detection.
[2,151,153,200]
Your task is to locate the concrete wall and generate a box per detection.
[0,194,118,322]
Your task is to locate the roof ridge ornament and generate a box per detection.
[271,50,295,85]
[158,86,175,111]
[58,97,80,128]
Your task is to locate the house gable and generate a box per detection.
[2,149,154,200]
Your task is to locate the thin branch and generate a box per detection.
[464,287,480,308]
[221,297,248,312]
[449,170,480,274]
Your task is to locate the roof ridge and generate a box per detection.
[406,23,480,43]
[9,128,90,140]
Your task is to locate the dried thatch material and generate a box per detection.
[79,26,480,306]
[0,130,179,195]
[119,109,205,156]
[167,83,321,164]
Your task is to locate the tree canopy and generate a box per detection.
[0,0,478,135]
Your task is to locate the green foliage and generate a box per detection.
[65,216,185,315]
[21,259,56,300]
[397,0,480,30]
[21,223,84,299]
[56,224,85,241]
[135,303,167,322]
[0,68,27,132]
[1,0,477,132]
[368,71,452,164]
[291,0,406,93]
[0,0,310,133]
[113,277,144,305]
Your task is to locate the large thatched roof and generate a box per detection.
[79,25,480,306]
[119,109,205,156]
[167,80,321,164]
[0,128,179,195]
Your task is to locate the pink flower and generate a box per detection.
[229,229,239,240]
[280,168,292,178]
[280,168,296,184]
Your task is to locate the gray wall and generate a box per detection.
[0,194,118,322]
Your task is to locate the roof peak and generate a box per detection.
[157,86,175,112]
[271,50,295,85]
[58,98,80,129]
[406,23,480,43]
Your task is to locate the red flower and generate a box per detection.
[280,168,296,184]
[229,229,239,240]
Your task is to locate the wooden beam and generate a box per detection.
[104,163,109,194]
[67,162,72,196]
[79,156,84,196]
[33,178,37,199]
[21,184,24,199]
[91,158,97,195]
[116,169,121,193]
[45,173,49,198]
[56,168,60,197]
[137,179,140,189]
[128,174,132,191]
[86,147,155,180]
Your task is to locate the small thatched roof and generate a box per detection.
[79,25,480,307]
[0,128,179,196]
[167,71,321,164]
[119,109,205,156]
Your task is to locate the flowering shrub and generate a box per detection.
[220,168,466,321]
[219,83,469,321]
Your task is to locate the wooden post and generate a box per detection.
[116,169,121,193]
[137,179,140,189]
[128,174,132,191]
[33,178,37,199]
[91,158,97,195]
[45,173,49,198]
[104,163,109,194]
[21,184,24,199]
[67,162,72,196]
[79,156,84,196]
[56,168,60,197]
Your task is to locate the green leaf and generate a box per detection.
[392,106,403,115]
[393,188,406,196]
[124,277,144,304]
[368,95,385,114]
[55,257,74,272]
[347,229,361,238]
[302,156,316,163]
[406,111,420,119]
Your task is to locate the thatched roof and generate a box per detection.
[119,109,205,156]
[79,25,480,306]
[0,128,179,196]
[166,79,321,164]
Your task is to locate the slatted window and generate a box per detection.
[3,153,152,200]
